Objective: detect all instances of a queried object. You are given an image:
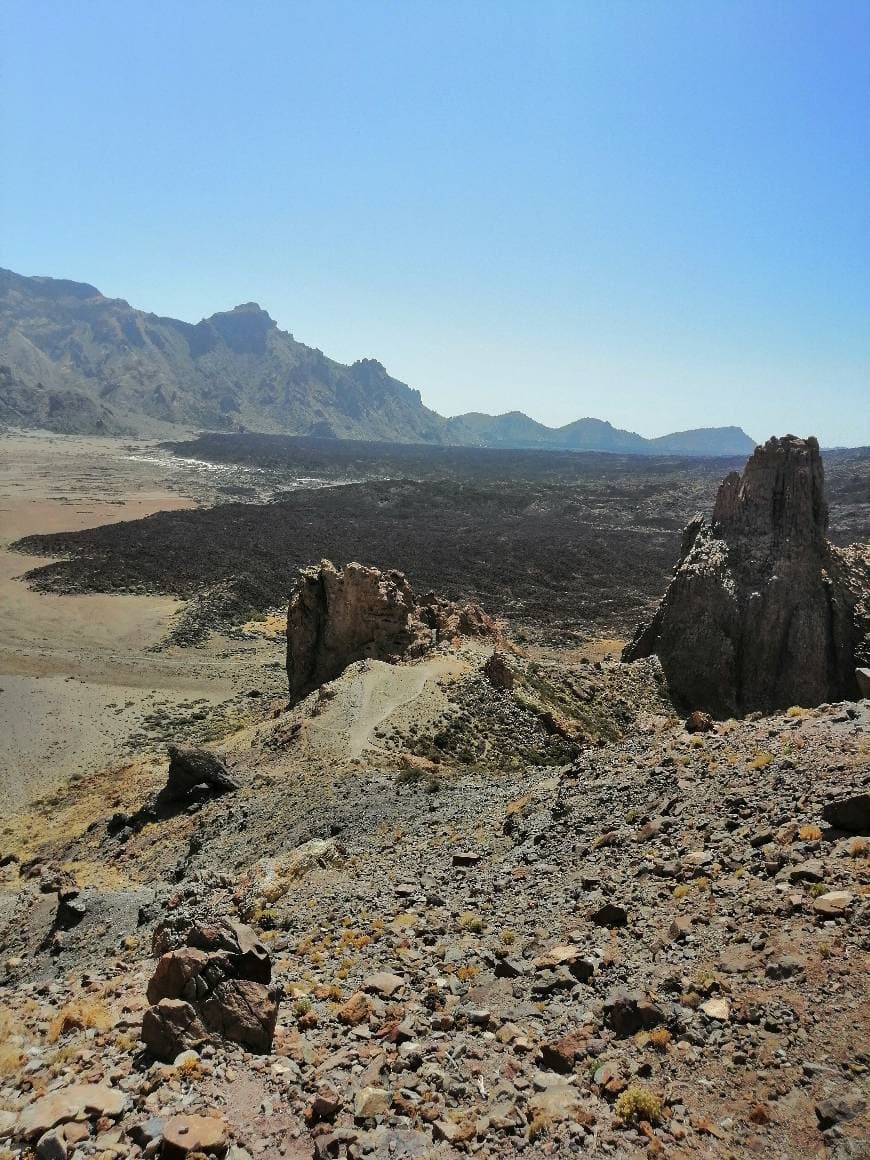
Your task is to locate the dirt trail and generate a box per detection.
[281,652,470,763]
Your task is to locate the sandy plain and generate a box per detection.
[0,431,276,811]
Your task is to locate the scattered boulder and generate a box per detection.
[815,1095,867,1130]
[353,1087,391,1120]
[483,650,515,691]
[603,989,666,1035]
[17,1084,126,1140]
[286,559,497,701]
[527,1085,595,1127]
[685,710,713,733]
[623,436,866,714]
[162,1113,228,1158]
[822,792,870,833]
[163,745,239,803]
[812,890,854,919]
[141,920,278,1061]
[589,902,628,927]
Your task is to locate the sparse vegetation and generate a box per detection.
[614,1085,663,1125]
[458,911,486,934]
[47,998,111,1043]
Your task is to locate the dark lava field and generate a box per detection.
[14,434,870,644]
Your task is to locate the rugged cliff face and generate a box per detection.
[623,436,866,715]
[286,560,495,701]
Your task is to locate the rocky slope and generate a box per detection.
[0,270,445,442]
[1,267,754,454]
[0,640,867,1158]
[624,436,869,715]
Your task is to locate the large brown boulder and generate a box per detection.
[141,921,277,1061]
[623,436,867,715]
[286,559,496,701]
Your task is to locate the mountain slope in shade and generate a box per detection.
[0,267,756,455]
[0,269,445,441]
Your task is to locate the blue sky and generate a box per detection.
[3,1,868,445]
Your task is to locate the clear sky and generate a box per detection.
[3,1,868,445]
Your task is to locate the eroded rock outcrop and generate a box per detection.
[286,559,496,700]
[141,919,278,1060]
[623,436,867,715]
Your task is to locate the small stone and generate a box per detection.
[162,1113,228,1157]
[788,859,824,883]
[823,792,870,833]
[812,890,853,918]
[362,972,405,997]
[669,915,693,941]
[685,711,714,733]
[540,1031,587,1073]
[534,944,594,980]
[353,1086,391,1119]
[337,991,370,1026]
[815,1095,866,1129]
[603,988,665,1035]
[590,902,628,927]
[528,1085,595,1126]
[452,851,481,867]
[432,1118,476,1143]
[61,1123,89,1146]
[700,998,730,1021]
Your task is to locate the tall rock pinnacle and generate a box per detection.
[623,436,866,715]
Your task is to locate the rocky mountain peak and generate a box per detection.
[711,434,828,548]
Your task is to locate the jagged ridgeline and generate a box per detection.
[0,267,756,453]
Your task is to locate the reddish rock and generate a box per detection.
[17,1085,126,1140]
[141,999,210,1062]
[146,947,210,1005]
[199,979,279,1053]
[337,991,371,1026]
[483,651,515,690]
[162,1113,227,1158]
[286,560,497,701]
[539,1030,588,1073]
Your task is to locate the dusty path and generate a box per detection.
[277,652,470,764]
[0,432,277,810]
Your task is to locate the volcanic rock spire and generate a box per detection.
[623,436,865,715]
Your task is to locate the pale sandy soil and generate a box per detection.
[0,432,275,811]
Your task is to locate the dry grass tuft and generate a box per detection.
[47,998,111,1043]
[798,824,823,841]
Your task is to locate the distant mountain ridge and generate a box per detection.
[0,267,756,456]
